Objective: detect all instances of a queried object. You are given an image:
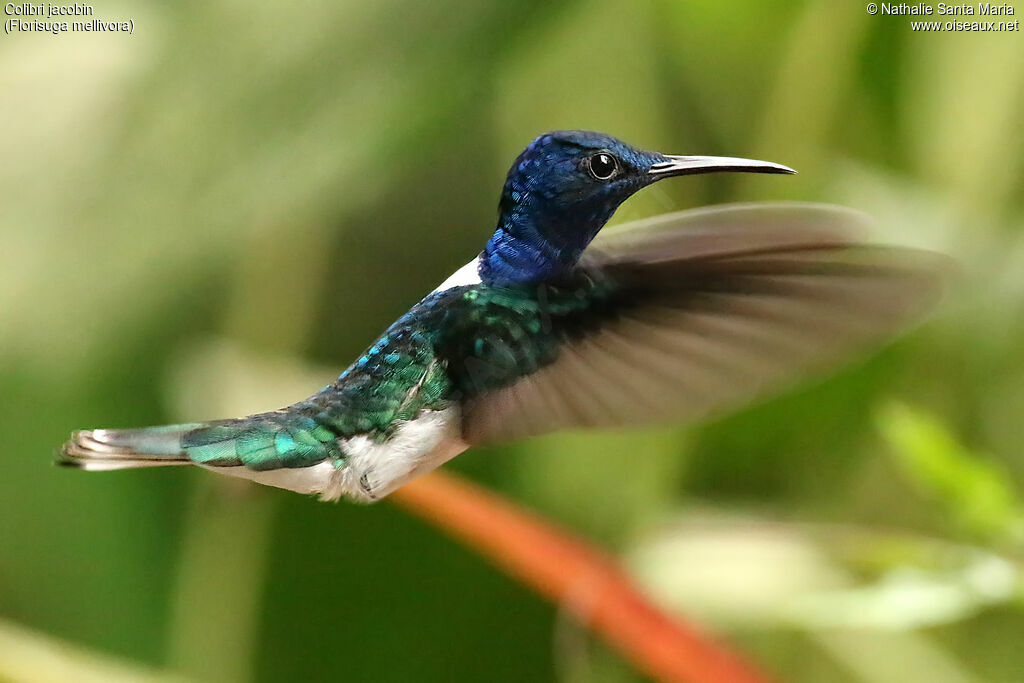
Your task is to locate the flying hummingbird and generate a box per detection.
[60,131,946,502]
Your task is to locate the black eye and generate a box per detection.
[587,152,618,181]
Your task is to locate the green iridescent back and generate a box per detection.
[180,269,618,471]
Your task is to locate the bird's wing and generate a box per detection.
[460,203,951,445]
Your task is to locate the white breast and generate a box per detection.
[431,257,482,293]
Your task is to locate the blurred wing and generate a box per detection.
[462,203,951,445]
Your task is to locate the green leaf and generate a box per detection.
[877,401,1024,544]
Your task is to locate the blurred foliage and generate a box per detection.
[878,402,1024,544]
[1,0,1023,681]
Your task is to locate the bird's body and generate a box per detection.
[61,131,947,501]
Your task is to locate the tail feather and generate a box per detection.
[60,414,342,472]
[59,425,201,471]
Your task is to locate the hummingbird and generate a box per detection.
[60,131,945,502]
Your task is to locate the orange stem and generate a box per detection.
[390,471,773,683]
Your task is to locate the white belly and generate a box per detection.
[202,407,467,503]
[332,406,467,502]
[202,461,340,495]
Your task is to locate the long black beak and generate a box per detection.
[648,155,796,177]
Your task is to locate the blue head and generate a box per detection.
[479,130,794,285]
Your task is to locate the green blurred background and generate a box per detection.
[2,1,1023,681]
